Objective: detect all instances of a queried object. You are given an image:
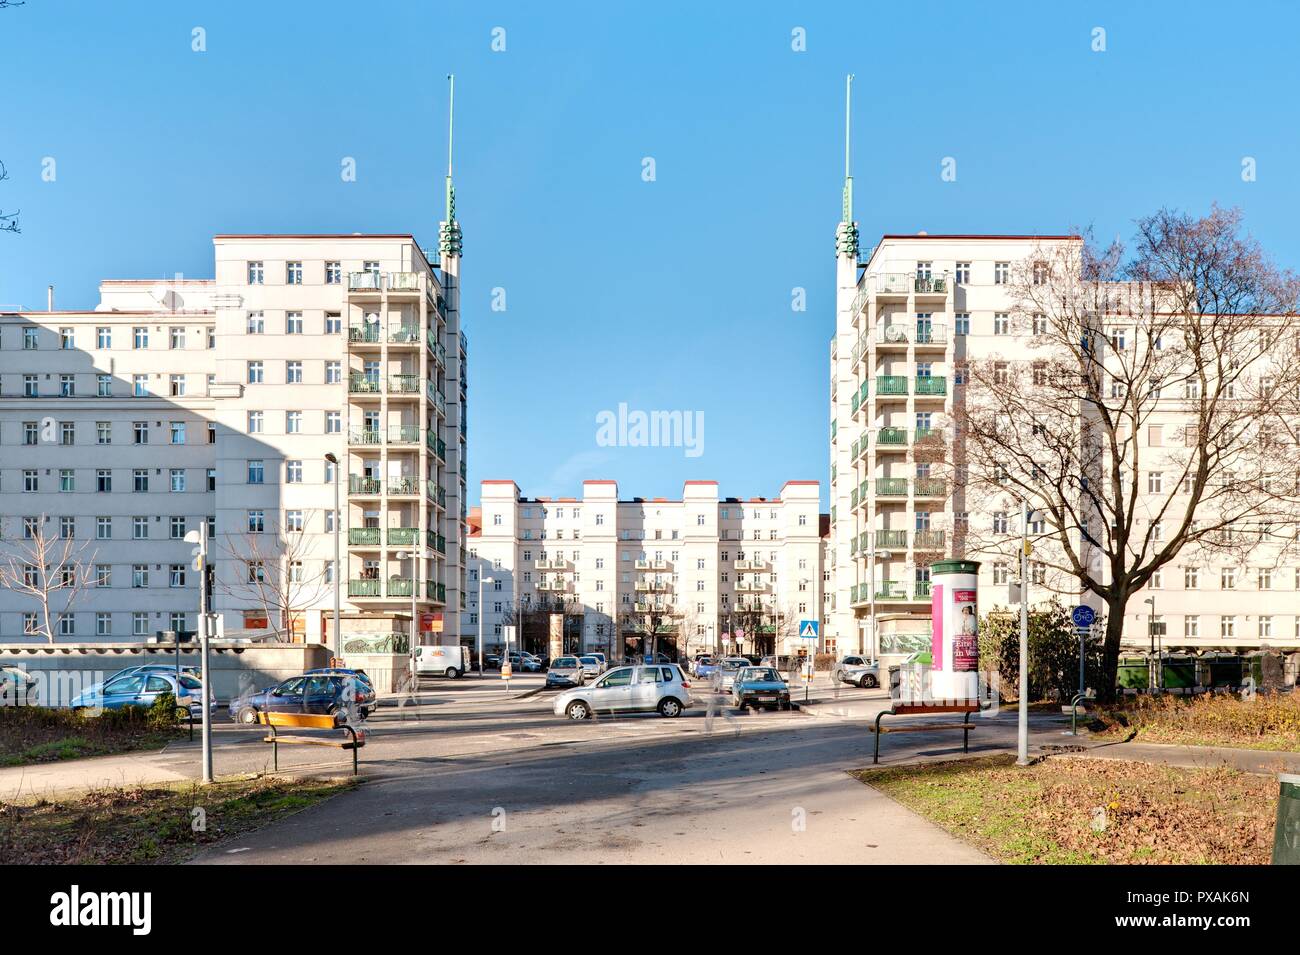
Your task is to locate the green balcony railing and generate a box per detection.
[876,477,908,496]
[389,325,420,344]
[914,477,947,497]
[348,374,382,394]
[348,579,381,597]
[876,376,908,395]
[915,529,945,550]
[875,580,908,600]
[349,429,382,445]
[851,391,861,414]
[387,527,417,546]
[914,580,933,598]
[388,476,418,495]
[389,374,419,394]
[349,475,381,494]
[858,381,869,407]
[876,529,908,548]
[850,488,859,508]
[427,480,445,507]
[348,324,381,343]
[914,276,947,294]
[388,577,414,598]
[434,534,446,554]
[425,529,437,549]
[915,426,938,443]
[915,376,947,396]
[877,427,908,446]
[389,425,419,444]
[348,527,380,546]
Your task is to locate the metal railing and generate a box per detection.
[389,325,420,344]
[915,376,947,396]
[387,527,417,546]
[388,477,418,495]
[349,475,381,494]
[875,529,908,548]
[915,529,945,549]
[348,374,382,394]
[348,528,380,546]
[877,427,908,446]
[876,375,908,395]
[348,579,381,597]
[876,477,908,496]
[348,324,381,343]
[389,425,419,444]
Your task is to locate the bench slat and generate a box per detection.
[261,735,361,749]
[259,711,337,730]
[871,722,976,734]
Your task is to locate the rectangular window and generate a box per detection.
[133,469,149,492]
[170,565,186,588]
[325,312,342,333]
[954,312,970,336]
[170,516,186,539]
[285,311,303,335]
[133,421,148,444]
[97,327,111,349]
[96,470,112,492]
[246,311,265,334]
[96,516,112,540]
[325,411,341,433]
[286,360,303,383]
[286,261,303,285]
[133,613,149,636]
[247,510,265,533]
[96,612,112,636]
[285,411,302,433]
[59,470,75,492]
[169,374,185,397]
[325,361,341,384]
[326,261,342,285]
[132,565,148,588]
[170,421,186,444]
[23,470,38,492]
[96,421,111,444]
[247,460,264,484]
[285,460,303,483]
[23,327,38,350]
[169,326,185,349]
[247,411,263,433]
[955,262,970,284]
[133,326,148,349]
[170,469,186,492]
[246,361,263,384]
[994,261,1009,284]
[285,510,304,532]
[133,517,148,540]
[22,421,37,445]
[97,374,112,397]
[247,261,264,284]
[133,374,148,397]
[60,374,75,397]
[993,313,1009,335]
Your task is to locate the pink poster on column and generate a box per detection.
[953,589,979,671]
[931,583,944,669]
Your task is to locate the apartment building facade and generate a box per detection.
[0,233,467,649]
[828,227,1300,659]
[462,479,822,661]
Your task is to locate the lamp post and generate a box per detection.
[324,453,341,663]
[1017,499,1030,767]
[478,576,494,675]
[184,523,213,784]
[1145,595,1160,692]
[866,549,891,663]
[396,550,421,687]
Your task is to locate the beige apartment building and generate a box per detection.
[0,233,467,650]
[461,479,823,662]
[828,225,1300,661]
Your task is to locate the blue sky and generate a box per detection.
[4,0,1298,509]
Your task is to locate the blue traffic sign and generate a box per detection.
[798,620,820,639]
[1071,605,1096,629]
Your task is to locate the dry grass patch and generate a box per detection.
[855,754,1276,864]
[1091,692,1300,751]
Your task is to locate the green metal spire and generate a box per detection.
[440,73,463,257]
[837,73,859,258]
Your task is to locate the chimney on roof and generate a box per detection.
[47,285,54,311]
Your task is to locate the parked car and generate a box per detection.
[232,673,376,725]
[689,655,714,677]
[583,651,608,670]
[835,656,881,689]
[484,652,502,669]
[732,666,791,710]
[577,654,605,678]
[710,657,754,692]
[501,651,542,673]
[413,645,471,678]
[305,667,377,697]
[71,670,215,719]
[694,656,721,679]
[546,656,587,688]
[0,665,38,704]
[552,664,692,720]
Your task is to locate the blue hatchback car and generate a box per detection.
[71,669,214,719]
[233,673,376,725]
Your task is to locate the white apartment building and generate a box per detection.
[461,479,822,662]
[0,232,467,649]
[828,225,1300,659]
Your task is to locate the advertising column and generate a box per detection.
[929,560,980,701]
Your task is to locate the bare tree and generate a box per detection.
[0,516,96,643]
[957,207,1300,700]
[216,515,331,640]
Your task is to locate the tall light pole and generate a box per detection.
[1145,595,1159,692]
[866,549,890,663]
[1017,499,1030,766]
[324,453,341,662]
[478,576,494,675]
[185,523,213,784]
[396,550,421,684]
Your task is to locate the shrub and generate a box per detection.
[979,599,1104,701]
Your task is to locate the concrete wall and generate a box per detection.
[0,641,329,704]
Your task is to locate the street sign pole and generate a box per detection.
[1069,605,1096,699]
[186,522,213,785]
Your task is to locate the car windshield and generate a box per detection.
[579,657,598,664]
[555,657,578,667]
[742,668,781,682]
[721,659,746,668]
[179,675,202,689]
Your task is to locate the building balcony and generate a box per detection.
[348,374,382,395]
[876,324,913,346]
[347,271,421,294]
[387,527,418,546]
[634,559,651,571]
[874,273,912,296]
[736,580,768,592]
[913,276,948,295]
[735,559,765,571]
[349,475,381,495]
[348,271,383,292]
[387,272,420,293]
[538,558,568,571]
[388,374,420,395]
[915,529,945,550]
[875,580,910,600]
[388,476,419,496]
[388,324,420,345]
[876,477,908,497]
[348,527,381,546]
[389,425,420,445]
[915,324,948,347]
[387,577,415,598]
[876,427,909,448]
[426,480,446,508]
[915,376,947,397]
[348,579,381,598]
[347,324,382,344]
[651,559,670,570]
[875,376,908,396]
[348,429,383,446]
[914,477,947,498]
[875,529,908,549]
[426,430,446,459]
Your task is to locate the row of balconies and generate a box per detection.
[347,577,447,602]
[849,377,947,413]
[347,322,448,369]
[633,580,672,592]
[346,527,445,550]
[849,323,950,361]
[849,579,933,604]
[849,529,946,553]
[633,558,672,570]
[346,475,446,507]
[851,477,949,507]
[850,427,944,461]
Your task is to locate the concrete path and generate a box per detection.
[0,749,194,802]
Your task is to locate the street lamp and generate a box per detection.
[324,453,341,663]
[1145,595,1160,692]
[478,576,495,675]
[396,549,428,687]
[184,523,213,784]
[866,549,891,664]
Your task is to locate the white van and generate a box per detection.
[414,644,471,678]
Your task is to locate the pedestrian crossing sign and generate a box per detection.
[799,620,819,639]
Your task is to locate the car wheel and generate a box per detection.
[658,697,683,718]
[860,674,878,689]
[446,667,460,680]
[237,706,259,724]
[566,700,591,721]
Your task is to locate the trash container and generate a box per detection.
[1273,773,1300,865]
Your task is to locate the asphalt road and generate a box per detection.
[182,678,1035,864]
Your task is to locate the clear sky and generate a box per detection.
[3,0,1298,510]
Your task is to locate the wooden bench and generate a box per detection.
[869,700,983,764]
[258,711,365,775]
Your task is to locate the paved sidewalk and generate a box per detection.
[0,749,194,802]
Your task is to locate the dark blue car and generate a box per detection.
[232,673,375,725]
